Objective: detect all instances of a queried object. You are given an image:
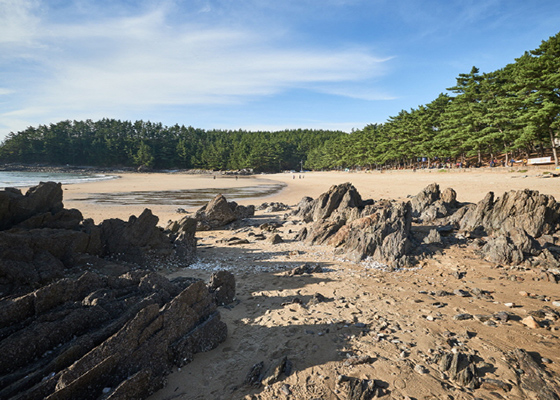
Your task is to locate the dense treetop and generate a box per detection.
[1,31,559,171]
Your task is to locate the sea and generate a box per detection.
[0,171,117,189]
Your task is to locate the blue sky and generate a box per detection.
[1,0,559,141]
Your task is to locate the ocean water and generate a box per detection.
[0,171,117,189]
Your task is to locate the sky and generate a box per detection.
[1,0,559,141]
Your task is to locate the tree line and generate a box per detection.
[307,31,560,169]
[1,31,559,171]
[0,120,344,172]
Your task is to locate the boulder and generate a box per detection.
[195,194,254,230]
[0,182,63,231]
[456,189,560,238]
[0,271,230,400]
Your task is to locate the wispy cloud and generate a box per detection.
[0,0,393,138]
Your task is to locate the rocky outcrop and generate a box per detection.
[295,183,413,267]
[0,182,63,231]
[451,189,560,266]
[195,194,255,230]
[0,183,197,296]
[328,201,412,266]
[454,189,560,238]
[0,272,228,400]
[0,182,232,400]
[410,183,458,223]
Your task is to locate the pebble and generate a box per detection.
[552,301,560,307]
[542,358,552,363]
[453,289,471,297]
[281,384,291,395]
[414,364,429,374]
[453,313,473,321]
[504,302,515,308]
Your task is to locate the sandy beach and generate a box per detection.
[62,167,560,224]
[56,168,560,400]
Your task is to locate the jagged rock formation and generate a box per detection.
[410,183,459,223]
[294,183,413,266]
[195,194,255,230]
[449,189,560,266]
[0,182,196,296]
[0,271,229,400]
[0,182,233,400]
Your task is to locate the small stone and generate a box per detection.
[414,364,429,374]
[453,313,473,321]
[481,379,512,392]
[426,315,435,321]
[281,384,291,395]
[519,291,529,297]
[494,311,510,322]
[504,302,515,308]
[453,289,471,297]
[552,301,560,307]
[521,316,539,329]
[473,314,491,322]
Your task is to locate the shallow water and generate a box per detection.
[0,171,116,188]
[73,183,287,206]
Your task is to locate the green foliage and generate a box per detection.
[0,119,345,172]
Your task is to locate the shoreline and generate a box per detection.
[7,166,560,225]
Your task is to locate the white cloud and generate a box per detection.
[0,0,394,139]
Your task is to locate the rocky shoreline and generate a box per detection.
[2,181,560,400]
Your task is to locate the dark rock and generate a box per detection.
[195,194,254,230]
[512,348,560,400]
[327,200,413,266]
[437,351,480,389]
[423,229,442,244]
[262,356,291,386]
[287,264,323,276]
[0,182,63,231]
[244,361,265,387]
[294,227,308,241]
[268,234,284,244]
[208,271,236,305]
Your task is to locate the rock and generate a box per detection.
[244,362,265,387]
[262,356,291,386]
[195,194,254,230]
[257,202,290,213]
[0,182,64,231]
[437,351,480,389]
[481,235,524,265]
[453,313,473,321]
[423,229,442,244]
[0,274,229,400]
[494,311,510,322]
[287,264,323,276]
[453,289,471,297]
[414,364,429,374]
[521,316,540,329]
[294,227,308,241]
[512,348,560,400]
[481,379,512,392]
[208,271,236,305]
[100,209,175,265]
[327,200,413,266]
[267,234,284,244]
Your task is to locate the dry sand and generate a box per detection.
[63,168,560,399]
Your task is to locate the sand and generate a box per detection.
[61,168,560,399]
[62,167,560,224]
